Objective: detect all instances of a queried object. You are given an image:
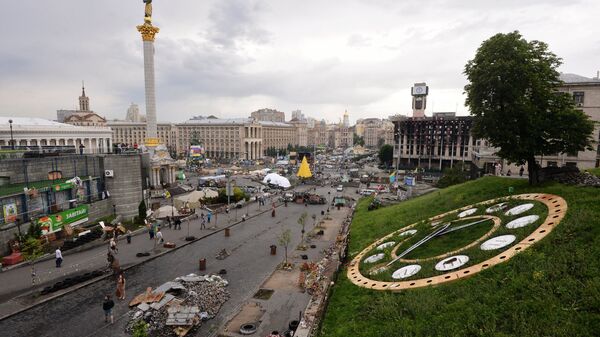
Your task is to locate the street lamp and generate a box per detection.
[8,119,14,150]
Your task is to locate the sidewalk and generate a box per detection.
[0,195,284,319]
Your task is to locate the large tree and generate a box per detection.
[378,144,394,167]
[464,31,594,184]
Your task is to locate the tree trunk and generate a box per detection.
[527,156,538,185]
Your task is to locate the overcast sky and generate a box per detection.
[1,0,598,124]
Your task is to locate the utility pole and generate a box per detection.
[9,119,15,150]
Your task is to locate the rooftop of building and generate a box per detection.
[0,117,111,131]
[258,121,294,127]
[559,72,600,84]
[180,117,254,125]
[107,120,171,125]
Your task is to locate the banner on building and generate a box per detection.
[3,202,17,223]
[54,182,75,191]
[37,205,89,235]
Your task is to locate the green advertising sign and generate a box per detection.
[54,182,75,192]
[37,205,89,235]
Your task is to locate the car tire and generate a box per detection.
[239,322,257,335]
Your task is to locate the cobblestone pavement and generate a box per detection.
[0,185,345,337]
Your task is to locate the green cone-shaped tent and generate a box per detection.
[297,156,313,178]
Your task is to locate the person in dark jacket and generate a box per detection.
[103,295,115,323]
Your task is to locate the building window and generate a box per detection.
[547,161,558,167]
[565,162,577,168]
[573,91,584,106]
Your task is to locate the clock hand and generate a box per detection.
[386,223,450,267]
[436,218,490,236]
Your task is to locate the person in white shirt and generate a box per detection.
[55,248,63,268]
[155,228,164,244]
[109,237,118,254]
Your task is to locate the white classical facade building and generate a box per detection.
[0,117,113,153]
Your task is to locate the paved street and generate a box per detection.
[0,185,346,337]
[0,186,276,317]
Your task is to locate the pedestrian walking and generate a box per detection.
[126,230,132,244]
[55,247,63,268]
[519,166,524,176]
[175,218,182,230]
[103,295,115,323]
[166,216,172,229]
[116,272,126,300]
[207,211,212,224]
[109,237,118,254]
[148,222,155,240]
[156,228,164,244]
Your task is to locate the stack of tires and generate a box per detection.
[40,269,104,295]
[61,228,103,252]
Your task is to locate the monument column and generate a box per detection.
[137,18,160,147]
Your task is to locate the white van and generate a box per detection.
[360,189,376,196]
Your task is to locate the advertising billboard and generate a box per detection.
[3,202,17,223]
[37,205,89,235]
[189,145,205,158]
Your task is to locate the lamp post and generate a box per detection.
[8,119,14,150]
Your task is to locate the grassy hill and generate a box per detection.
[319,177,600,337]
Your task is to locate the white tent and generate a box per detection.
[199,188,219,199]
[174,190,206,209]
[153,205,179,219]
[263,173,291,188]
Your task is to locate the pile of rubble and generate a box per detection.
[125,274,230,337]
[552,171,600,187]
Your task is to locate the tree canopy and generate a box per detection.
[378,144,394,167]
[464,31,594,184]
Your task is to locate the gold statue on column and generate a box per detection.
[144,0,153,23]
[137,0,159,42]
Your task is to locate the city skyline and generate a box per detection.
[1,0,598,124]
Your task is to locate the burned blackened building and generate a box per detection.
[392,112,475,170]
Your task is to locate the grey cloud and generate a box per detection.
[207,0,271,49]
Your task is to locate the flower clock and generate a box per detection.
[348,194,567,290]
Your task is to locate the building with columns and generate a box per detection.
[307,120,328,147]
[260,121,297,151]
[289,118,308,147]
[176,117,263,160]
[108,121,175,150]
[0,117,113,154]
[359,118,395,148]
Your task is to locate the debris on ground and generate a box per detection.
[215,248,231,260]
[125,273,230,336]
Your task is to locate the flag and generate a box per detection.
[165,190,171,199]
[389,171,396,183]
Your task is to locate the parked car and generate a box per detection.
[336,185,343,192]
[360,189,377,196]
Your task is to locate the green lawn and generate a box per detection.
[585,167,600,177]
[319,176,600,337]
